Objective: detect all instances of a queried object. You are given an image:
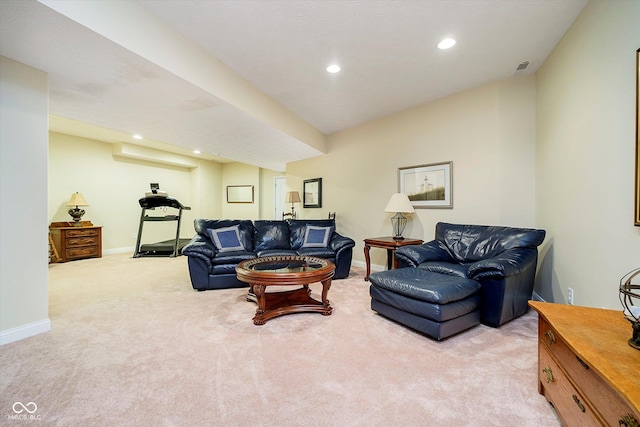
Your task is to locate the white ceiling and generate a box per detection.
[0,0,587,171]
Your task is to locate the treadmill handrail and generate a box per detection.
[138,196,190,210]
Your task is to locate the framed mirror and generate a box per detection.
[303,178,322,208]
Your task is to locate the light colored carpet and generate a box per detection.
[1,253,560,426]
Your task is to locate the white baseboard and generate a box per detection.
[103,246,135,255]
[0,319,51,346]
[351,260,385,273]
[532,291,546,302]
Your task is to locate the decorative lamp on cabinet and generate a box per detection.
[66,192,89,226]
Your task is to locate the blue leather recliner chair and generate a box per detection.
[369,222,546,339]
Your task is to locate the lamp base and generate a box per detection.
[68,207,85,226]
[390,212,407,241]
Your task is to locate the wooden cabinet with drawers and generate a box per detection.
[49,221,102,262]
[529,301,640,427]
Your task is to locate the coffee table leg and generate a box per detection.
[252,284,266,325]
[321,279,333,315]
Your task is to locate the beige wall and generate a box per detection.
[49,133,281,252]
[287,76,537,270]
[49,132,224,251]
[0,57,50,343]
[536,0,640,308]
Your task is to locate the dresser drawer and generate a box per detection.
[540,319,638,425]
[66,236,98,247]
[65,228,98,238]
[66,246,99,260]
[539,346,600,427]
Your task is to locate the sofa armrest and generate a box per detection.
[182,235,217,260]
[467,248,538,280]
[329,233,356,252]
[395,240,454,267]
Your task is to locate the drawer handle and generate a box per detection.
[544,330,556,345]
[542,367,554,383]
[619,414,639,427]
[572,394,585,413]
[576,355,590,370]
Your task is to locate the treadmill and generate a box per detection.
[133,195,191,258]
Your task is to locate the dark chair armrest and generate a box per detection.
[329,233,356,252]
[467,248,538,280]
[395,240,453,267]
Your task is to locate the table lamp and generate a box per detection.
[384,193,415,240]
[66,192,89,226]
[285,191,301,218]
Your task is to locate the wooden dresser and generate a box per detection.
[529,301,640,426]
[49,221,102,262]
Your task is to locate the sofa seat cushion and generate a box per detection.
[370,285,480,322]
[212,251,256,265]
[417,261,470,278]
[297,247,335,259]
[256,249,298,257]
[368,269,480,305]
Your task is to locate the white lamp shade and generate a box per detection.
[384,193,415,213]
[66,192,89,207]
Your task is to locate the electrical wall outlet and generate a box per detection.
[567,287,574,305]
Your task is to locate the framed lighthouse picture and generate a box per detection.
[398,161,452,209]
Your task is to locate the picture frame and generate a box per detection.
[226,185,254,203]
[303,178,322,208]
[635,48,639,226]
[398,161,453,209]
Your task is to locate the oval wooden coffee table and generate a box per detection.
[235,255,335,325]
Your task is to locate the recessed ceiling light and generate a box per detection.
[193,150,201,154]
[326,64,341,73]
[437,38,456,50]
[132,134,143,140]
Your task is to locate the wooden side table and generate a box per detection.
[363,236,423,281]
[49,221,102,262]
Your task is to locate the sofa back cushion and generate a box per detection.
[435,222,546,263]
[288,219,336,250]
[194,219,254,252]
[253,220,290,252]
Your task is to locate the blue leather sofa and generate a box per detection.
[182,218,355,291]
[369,222,546,338]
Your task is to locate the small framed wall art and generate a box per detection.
[303,178,322,208]
[398,161,453,209]
[226,185,254,203]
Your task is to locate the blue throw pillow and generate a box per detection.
[209,225,244,252]
[302,226,334,248]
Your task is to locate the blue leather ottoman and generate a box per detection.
[369,268,481,340]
